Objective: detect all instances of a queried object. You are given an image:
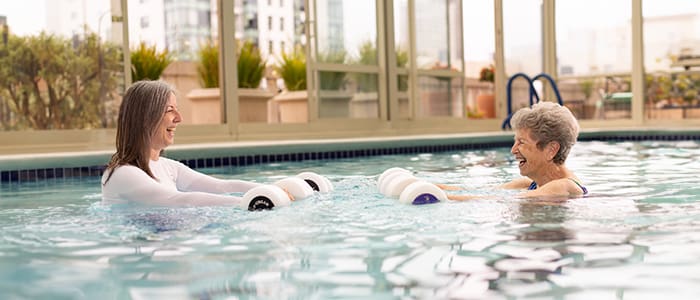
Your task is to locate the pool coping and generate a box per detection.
[2,127,700,182]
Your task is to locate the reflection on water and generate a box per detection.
[1,141,700,298]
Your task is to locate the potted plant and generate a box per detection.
[475,64,496,118]
[277,46,306,91]
[187,40,274,123]
[196,40,219,88]
[237,41,266,88]
[130,41,172,81]
[269,46,309,123]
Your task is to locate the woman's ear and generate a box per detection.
[548,142,560,160]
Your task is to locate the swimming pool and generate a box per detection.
[1,140,700,299]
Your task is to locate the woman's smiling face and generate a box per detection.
[511,128,547,177]
[150,93,181,154]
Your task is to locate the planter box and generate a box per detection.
[186,88,221,124]
[269,90,308,123]
[186,87,274,124]
[646,107,683,119]
[239,89,275,122]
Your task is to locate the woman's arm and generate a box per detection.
[103,166,244,206]
[169,159,262,193]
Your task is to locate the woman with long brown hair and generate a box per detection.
[101,81,260,206]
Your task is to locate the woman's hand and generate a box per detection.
[283,188,296,201]
[435,183,461,191]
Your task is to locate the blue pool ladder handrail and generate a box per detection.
[501,72,564,130]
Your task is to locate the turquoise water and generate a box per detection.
[1,140,700,299]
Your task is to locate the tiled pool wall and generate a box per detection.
[2,130,700,183]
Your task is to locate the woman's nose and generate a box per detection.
[173,110,182,123]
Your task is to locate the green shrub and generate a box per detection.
[196,40,266,89]
[196,40,219,88]
[237,41,266,88]
[130,41,172,81]
[276,47,306,91]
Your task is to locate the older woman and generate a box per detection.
[446,101,586,200]
[502,101,587,196]
[101,81,261,206]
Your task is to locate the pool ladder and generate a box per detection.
[501,72,563,130]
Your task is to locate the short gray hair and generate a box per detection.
[510,101,579,164]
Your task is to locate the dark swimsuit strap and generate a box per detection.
[527,179,588,195]
[568,178,588,195]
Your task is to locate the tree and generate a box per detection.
[0,31,122,130]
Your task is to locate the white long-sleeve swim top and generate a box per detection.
[101,157,260,206]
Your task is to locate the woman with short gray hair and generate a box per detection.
[444,101,587,200]
[502,101,587,196]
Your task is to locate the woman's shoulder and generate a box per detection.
[500,177,533,189]
[548,177,586,195]
[155,156,185,167]
[102,164,146,181]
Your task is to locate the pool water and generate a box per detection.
[2,141,700,299]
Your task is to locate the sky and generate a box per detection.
[0,0,46,35]
[3,0,700,35]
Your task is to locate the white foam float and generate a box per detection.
[398,181,447,205]
[379,170,413,195]
[241,185,292,211]
[274,177,315,199]
[383,173,419,197]
[377,167,411,190]
[297,171,333,193]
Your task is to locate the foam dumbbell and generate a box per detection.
[297,171,333,193]
[241,185,292,211]
[377,167,446,205]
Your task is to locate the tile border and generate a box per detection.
[2,129,700,183]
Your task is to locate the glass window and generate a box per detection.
[414,0,445,69]
[263,0,309,124]
[394,0,410,119]
[313,0,380,120]
[504,0,542,77]
[417,76,464,118]
[556,0,632,120]
[198,10,210,27]
[140,16,149,28]
[134,0,221,124]
[412,0,462,71]
[413,0,464,119]
[268,15,273,31]
[463,0,495,119]
[503,0,544,116]
[0,0,125,131]
[644,0,700,120]
[316,0,376,65]
[318,72,379,119]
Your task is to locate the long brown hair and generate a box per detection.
[103,80,175,184]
